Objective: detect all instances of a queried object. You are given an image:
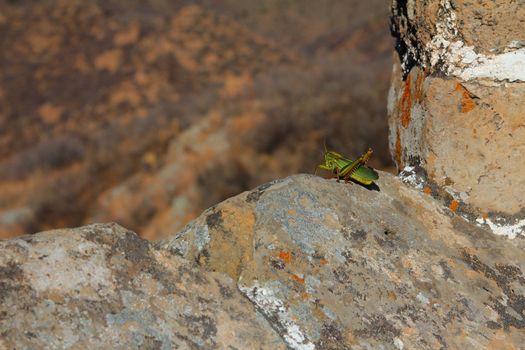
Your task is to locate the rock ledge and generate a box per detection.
[1,173,524,349]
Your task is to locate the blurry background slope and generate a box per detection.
[0,0,392,239]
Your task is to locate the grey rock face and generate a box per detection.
[2,174,524,349]
[0,223,285,349]
[160,174,525,349]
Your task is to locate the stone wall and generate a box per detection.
[388,0,525,237]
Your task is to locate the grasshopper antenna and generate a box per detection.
[315,138,328,176]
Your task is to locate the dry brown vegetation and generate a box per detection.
[0,0,393,238]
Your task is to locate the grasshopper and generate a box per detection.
[316,146,379,185]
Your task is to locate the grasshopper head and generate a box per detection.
[325,149,345,159]
[315,151,337,175]
[316,144,347,174]
[325,150,344,164]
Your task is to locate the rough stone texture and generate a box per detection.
[0,223,285,349]
[158,174,525,349]
[0,0,393,239]
[390,0,525,80]
[2,174,525,349]
[389,0,525,235]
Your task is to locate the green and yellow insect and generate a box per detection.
[316,146,379,185]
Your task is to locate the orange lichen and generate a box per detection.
[278,251,291,263]
[464,268,483,279]
[312,305,328,321]
[319,259,328,266]
[402,327,417,337]
[455,83,476,113]
[487,329,520,350]
[447,262,457,271]
[449,200,460,212]
[291,274,305,284]
[414,69,426,102]
[422,186,432,194]
[387,291,397,301]
[398,74,412,128]
[395,129,402,167]
[345,331,356,344]
[193,204,256,279]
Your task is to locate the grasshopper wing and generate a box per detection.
[351,165,379,185]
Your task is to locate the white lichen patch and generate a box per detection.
[194,224,210,252]
[399,166,425,190]
[429,37,525,82]
[162,222,209,257]
[416,292,430,305]
[394,337,405,350]
[458,49,525,82]
[305,276,321,295]
[23,237,115,299]
[443,186,462,201]
[475,217,525,239]
[239,281,315,350]
[321,306,337,321]
[425,0,525,83]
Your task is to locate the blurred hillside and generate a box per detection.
[0,0,393,239]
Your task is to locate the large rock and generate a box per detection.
[0,223,285,349]
[388,0,525,235]
[159,174,525,349]
[3,174,522,349]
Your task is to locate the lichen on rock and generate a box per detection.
[389,0,525,234]
[0,223,285,349]
[159,174,525,349]
[1,173,525,348]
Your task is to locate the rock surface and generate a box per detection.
[2,174,525,349]
[0,0,392,239]
[0,223,285,349]
[388,0,525,235]
[158,173,525,349]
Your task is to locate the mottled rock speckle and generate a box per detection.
[160,174,525,349]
